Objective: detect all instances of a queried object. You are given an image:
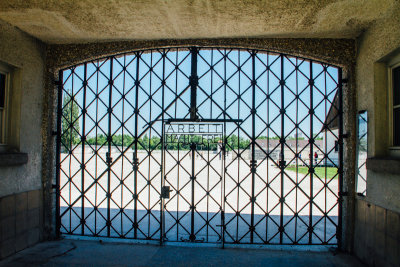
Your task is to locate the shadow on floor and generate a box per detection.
[0,239,364,267]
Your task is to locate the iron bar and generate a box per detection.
[309,60,314,244]
[134,52,140,239]
[190,47,198,120]
[280,54,285,244]
[337,69,344,250]
[160,49,166,244]
[81,63,87,235]
[55,70,63,238]
[250,50,256,243]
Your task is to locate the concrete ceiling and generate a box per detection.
[0,0,396,44]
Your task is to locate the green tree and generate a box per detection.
[61,92,80,151]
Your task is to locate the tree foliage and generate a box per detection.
[61,92,80,150]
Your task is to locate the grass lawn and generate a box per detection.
[286,166,338,179]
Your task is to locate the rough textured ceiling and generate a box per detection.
[0,0,396,44]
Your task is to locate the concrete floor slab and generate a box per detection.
[0,239,365,267]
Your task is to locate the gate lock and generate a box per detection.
[161,186,173,199]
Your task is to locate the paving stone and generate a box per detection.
[15,211,28,235]
[386,209,400,241]
[0,237,15,259]
[27,228,40,247]
[15,192,27,214]
[15,232,28,252]
[0,239,366,267]
[27,190,40,210]
[27,208,40,229]
[0,195,15,219]
[1,217,15,241]
[374,205,386,233]
[385,236,400,267]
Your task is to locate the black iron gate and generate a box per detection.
[56,47,343,245]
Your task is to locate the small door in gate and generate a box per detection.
[161,121,224,243]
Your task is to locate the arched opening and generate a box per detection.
[56,47,342,245]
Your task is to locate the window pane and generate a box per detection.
[0,73,5,108]
[393,66,400,106]
[394,107,400,146]
[356,111,367,196]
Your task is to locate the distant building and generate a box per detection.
[253,138,323,163]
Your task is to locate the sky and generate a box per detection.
[61,48,339,141]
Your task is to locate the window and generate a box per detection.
[0,68,10,147]
[356,111,367,196]
[392,65,400,146]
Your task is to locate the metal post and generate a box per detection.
[338,69,344,250]
[81,63,87,235]
[55,70,63,238]
[250,50,256,243]
[279,55,285,244]
[190,47,198,120]
[134,52,140,239]
[309,60,314,244]
[107,57,113,237]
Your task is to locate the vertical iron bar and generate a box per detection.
[81,63,87,235]
[295,58,299,243]
[338,68,344,249]
[120,56,126,236]
[190,142,195,241]
[148,52,153,238]
[324,66,328,243]
[160,49,166,244]
[134,52,140,239]
[107,57,113,237]
[190,47,198,120]
[236,50,241,243]
[68,67,75,234]
[250,50,256,243]
[279,55,285,244]
[266,53,270,242]
[222,48,227,247]
[69,69,74,234]
[55,70,63,238]
[309,60,314,244]
[94,61,99,235]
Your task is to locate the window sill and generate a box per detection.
[366,157,400,175]
[0,152,28,166]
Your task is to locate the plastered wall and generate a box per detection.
[354,4,400,266]
[0,20,45,198]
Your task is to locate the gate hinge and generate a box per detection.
[339,192,348,197]
[54,80,61,86]
[52,130,58,136]
[340,132,350,139]
[341,78,349,84]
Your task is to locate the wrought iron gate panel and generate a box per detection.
[57,47,342,245]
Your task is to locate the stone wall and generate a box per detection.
[354,199,400,266]
[0,20,45,258]
[354,3,400,266]
[0,189,43,259]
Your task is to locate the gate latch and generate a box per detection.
[161,186,172,199]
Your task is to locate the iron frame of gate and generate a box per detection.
[55,46,344,246]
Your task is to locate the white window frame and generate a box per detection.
[389,54,400,148]
[0,63,11,147]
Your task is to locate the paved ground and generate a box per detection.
[0,239,364,267]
